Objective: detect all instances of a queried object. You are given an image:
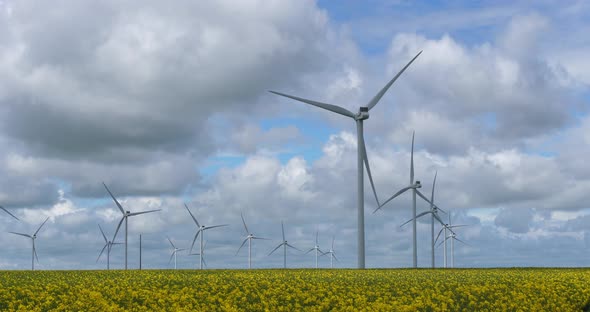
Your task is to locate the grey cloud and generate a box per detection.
[494,208,534,233]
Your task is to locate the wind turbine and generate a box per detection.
[305,231,325,269]
[1,206,19,221]
[189,240,207,268]
[374,131,437,268]
[236,212,268,269]
[435,212,468,268]
[399,171,447,268]
[97,224,122,270]
[185,204,228,270]
[269,221,300,268]
[167,236,186,270]
[9,217,49,270]
[270,51,422,268]
[104,183,161,270]
[321,236,339,269]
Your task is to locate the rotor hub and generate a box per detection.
[356,107,369,120]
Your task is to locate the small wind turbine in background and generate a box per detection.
[236,212,268,269]
[97,224,122,270]
[375,132,440,268]
[269,221,300,268]
[321,236,339,269]
[103,183,161,270]
[436,212,468,268]
[9,217,49,270]
[185,204,228,270]
[167,236,186,270]
[306,231,325,269]
[399,171,447,268]
[270,51,423,268]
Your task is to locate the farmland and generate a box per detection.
[0,268,589,311]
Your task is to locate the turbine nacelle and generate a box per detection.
[355,107,370,120]
[411,181,422,189]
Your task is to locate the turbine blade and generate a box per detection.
[112,217,125,242]
[34,217,50,236]
[431,171,437,204]
[286,243,301,252]
[454,237,470,246]
[305,248,315,255]
[236,238,248,255]
[333,253,340,263]
[97,244,108,263]
[269,91,356,119]
[98,224,108,243]
[252,236,270,240]
[410,131,415,184]
[0,205,19,221]
[400,211,430,227]
[201,257,207,268]
[332,236,335,250]
[34,247,39,264]
[281,221,285,242]
[190,230,201,254]
[315,231,318,245]
[9,232,32,238]
[103,182,125,214]
[128,209,161,217]
[204,224,229,230]
[415,189,436,207]
[374,186,412,213]
[434,228,445,245]
[167,236,176,249]
[360,129,380,207]
[240,212,249,234]
[449,225,469,228]
[437,236,450,248]
[433,212,446,226]
[168,252,175,265]
[366,50,423,110]
[268,243,283,256]
[184,204,200,228]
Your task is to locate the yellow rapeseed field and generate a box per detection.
[0,268,589,311]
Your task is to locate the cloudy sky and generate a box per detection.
[0,0,589,270]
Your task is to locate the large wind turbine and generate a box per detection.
[236,212,268,269]
[374,132,437,268]
[167,236,186,270]
[270,51,422,268]
[97,224,122,270]
[435,213,468,268]
[305,231,324,269]
[399,171,447,268]
[321,236,339,269]
[185,204,228,270]
[269,221,300,268]
[103,182,161,270]
[1,206,19,221]
[9,217,49,270]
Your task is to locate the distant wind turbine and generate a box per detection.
[306,231,325,269]
[185,204,228,270]
[270,51,423,268]
[269,221,300,268]
[167,236,186,270]
[321,236,339,269]
[435,212,468,268]
[236,212,268,269]
[399,171,447,268]
[189,240,207,269]
[103,182,161,270]
[375,131,438,268]
[9,217,49,270]
[1,206,19,221]
[97,224,122,270]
